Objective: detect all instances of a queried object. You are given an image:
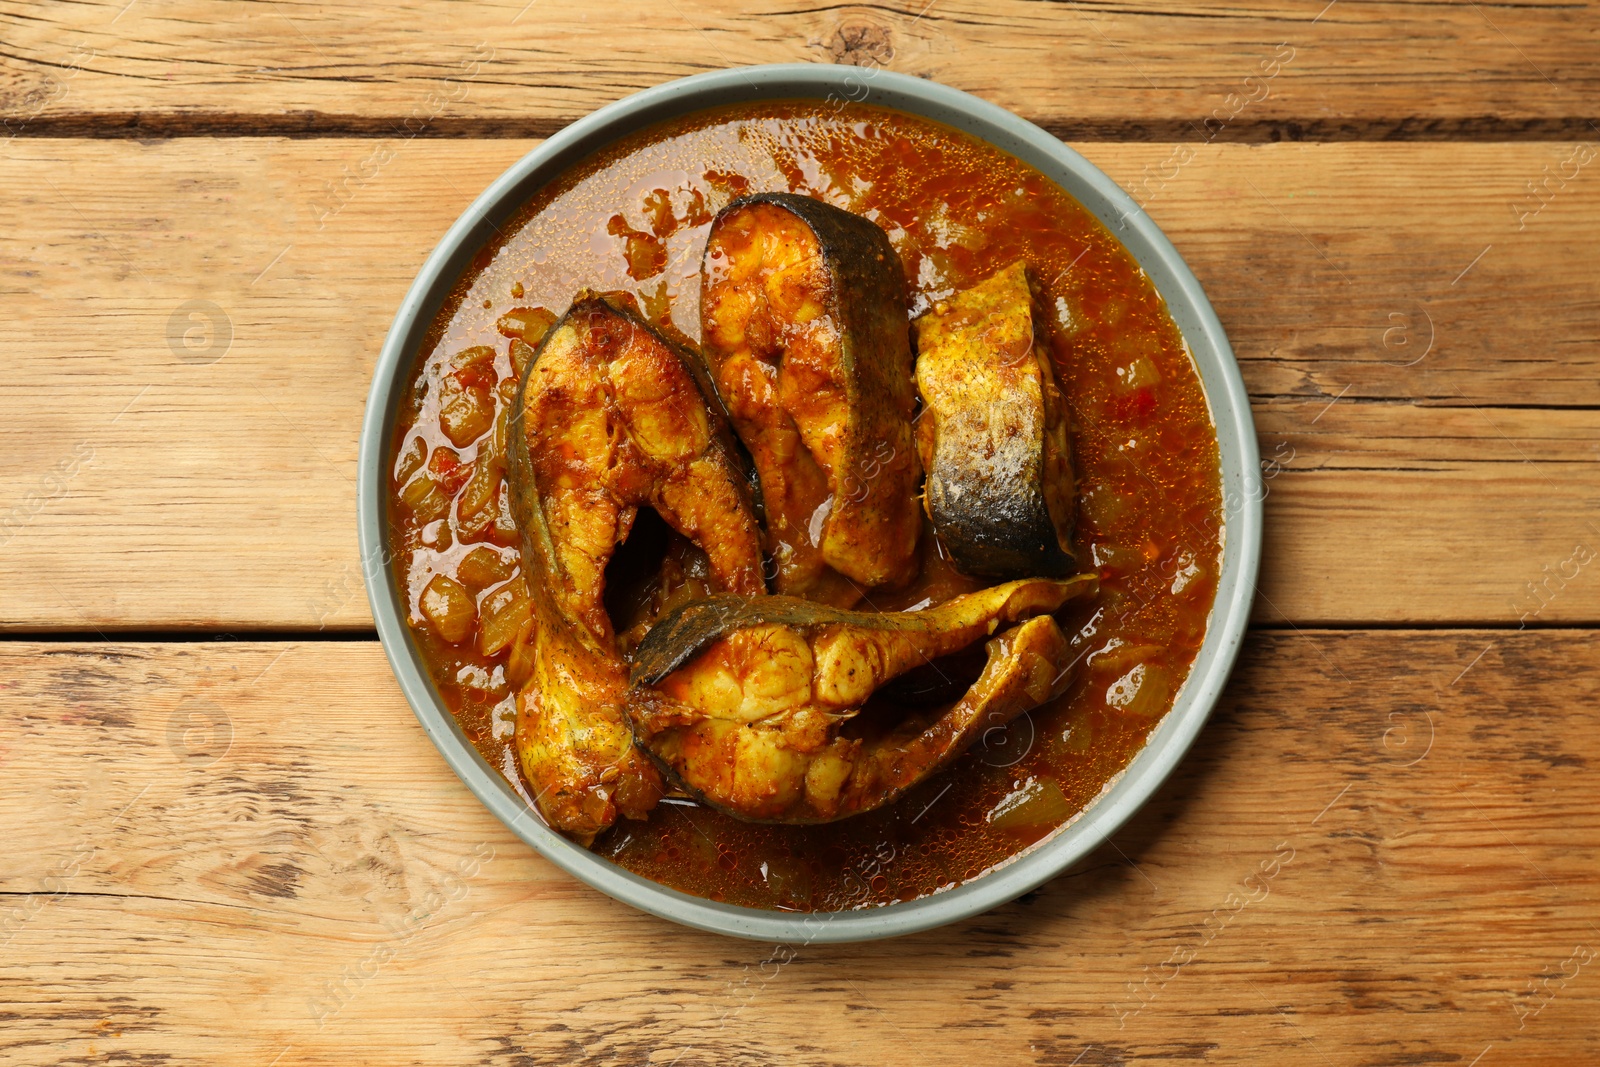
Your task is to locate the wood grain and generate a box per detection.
[3,6,1593,1064]
[2,1,1599,139]
[1,633,1594,1064]
[1,139,1596,630]
[1251,401,1600,626]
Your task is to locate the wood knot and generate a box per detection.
[825,21,895,68]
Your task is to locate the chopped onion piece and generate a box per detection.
[987,777,1072,831]
[420,574,475,644]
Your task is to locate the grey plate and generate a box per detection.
[358,63,1262,944]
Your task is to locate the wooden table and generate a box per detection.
[3,3,1597,1063]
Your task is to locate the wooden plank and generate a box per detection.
[2,1,1598,138]
[1,633,1595,1064]
[1102,143,1600,407]
[1,139,1597,630]
[1252,401,1600,626]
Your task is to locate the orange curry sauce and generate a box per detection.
[388,102,1222,911]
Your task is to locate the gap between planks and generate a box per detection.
[6,114,1600,142]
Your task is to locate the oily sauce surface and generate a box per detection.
[388,102,1222,911]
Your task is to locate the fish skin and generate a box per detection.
[914,261,1077,579]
